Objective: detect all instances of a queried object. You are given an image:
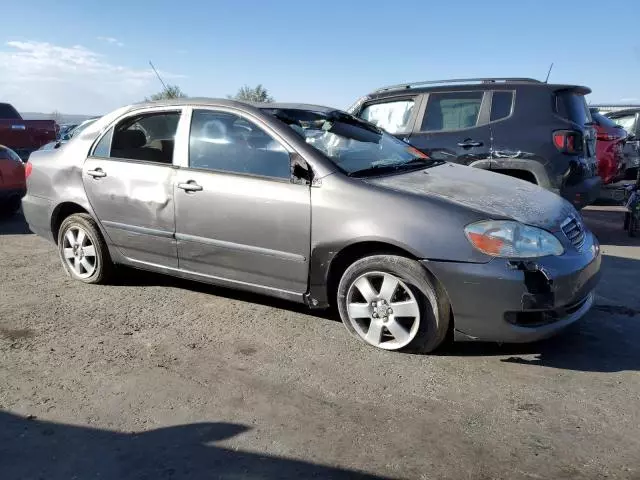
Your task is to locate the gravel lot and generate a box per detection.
[1,206,639,480]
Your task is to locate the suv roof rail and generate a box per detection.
[372,77,542,93]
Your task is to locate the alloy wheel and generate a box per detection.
[62,226,97,279]
[345,271,420,350]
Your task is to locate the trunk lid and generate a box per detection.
[366,163,575,230]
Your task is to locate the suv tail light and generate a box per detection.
[597,132,624,142]
[25,161,32,179]
[553,130,583,155]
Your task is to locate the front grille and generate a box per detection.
[561,215,586,251]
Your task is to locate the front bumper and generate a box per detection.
[424,233,601,343]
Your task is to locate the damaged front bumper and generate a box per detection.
[423,234,601,343]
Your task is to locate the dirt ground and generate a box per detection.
[0,206,639,480]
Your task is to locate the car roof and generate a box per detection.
[129,97,342,114]
[365,79,590,100]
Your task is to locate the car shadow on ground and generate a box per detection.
[117,266,338,322]
[0,210,32,235]
[0,411,385,480]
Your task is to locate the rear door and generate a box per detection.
[407,90,492,168]
[83,107,184,268]
[173,107,311,295]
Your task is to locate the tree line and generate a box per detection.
[146,84,274,103]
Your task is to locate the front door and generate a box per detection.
[174,108,311,295]
[407,91,492,168]
[82,108,184,268]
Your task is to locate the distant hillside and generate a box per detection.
[20,112,98,125]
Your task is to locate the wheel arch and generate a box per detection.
[50,201,92,244]
[311,240,431,309]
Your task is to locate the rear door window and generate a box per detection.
[420,91,484,131]
[554,91,592,126]
[490,91,514,122]
[359,99,415,134]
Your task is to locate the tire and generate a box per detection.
[57,213,113,284]
[0,196,21,217]
[337,255,450,353]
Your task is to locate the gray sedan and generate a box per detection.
[22,99,601,352]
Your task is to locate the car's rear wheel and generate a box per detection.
[57,213,113,284]
[337,255,450,353]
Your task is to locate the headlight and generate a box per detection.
[465,220,564,258]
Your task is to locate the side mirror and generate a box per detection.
[291,154,312,184]
[292,163,311,183]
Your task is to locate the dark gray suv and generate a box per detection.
[23,99,601,353]
[349,78,601,209]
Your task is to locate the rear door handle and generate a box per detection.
[87,168,107,178]
[457,140,483,148]
[178,181,203,192]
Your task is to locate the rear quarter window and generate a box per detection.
[490,91,514,122]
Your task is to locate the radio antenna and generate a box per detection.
[544,63,554,83]
[149,61,168,92]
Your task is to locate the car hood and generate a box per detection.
[365,163,575,230]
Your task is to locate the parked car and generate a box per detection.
[348,78,601,209]
[23,99,601,352]
[0,102,57,160]
[0,144,26,215]
[604,108,640,180]
[588,108,627,184]
[39,118,99,151]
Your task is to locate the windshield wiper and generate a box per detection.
[348,158,441,178]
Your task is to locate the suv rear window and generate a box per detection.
[555,91,592,126]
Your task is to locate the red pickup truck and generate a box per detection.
[0,103,57,160]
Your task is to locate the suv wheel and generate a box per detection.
[337,255,450,353]
[57,213,113,284]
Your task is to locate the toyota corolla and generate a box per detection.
[22,99,601,352]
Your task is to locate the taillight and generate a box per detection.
[597,132,621,141]
[553,130,583,155]
[25,162,32,178]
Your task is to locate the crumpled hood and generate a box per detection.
[366,163,575,230]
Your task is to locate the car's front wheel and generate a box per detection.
[57,213,113,284]
[337,255,450,353]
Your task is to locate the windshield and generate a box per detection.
[263,108,436,176]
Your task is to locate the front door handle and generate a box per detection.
[87,168,107,178]
[457,140,483,148]
[178,181,203,192]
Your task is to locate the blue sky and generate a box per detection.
[2,0,639,114]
